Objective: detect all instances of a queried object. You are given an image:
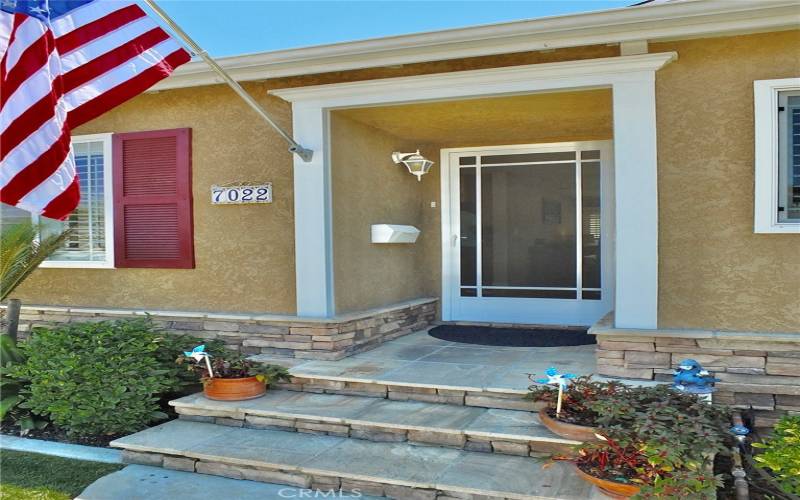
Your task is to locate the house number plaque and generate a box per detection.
[211,184,272,205]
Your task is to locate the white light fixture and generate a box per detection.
[391,150,434,181]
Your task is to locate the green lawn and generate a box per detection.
[0,450,123,499]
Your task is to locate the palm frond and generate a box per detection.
[0,221,70,302]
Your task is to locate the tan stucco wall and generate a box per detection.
[13,30,800,332]
[653,30,800,332]
[330,114,428,313]
[13,83,298,314]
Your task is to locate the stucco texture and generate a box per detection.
[652,30,800,332]
[13,31,800,332]
[13,83,298,314]
[330,115,427,313]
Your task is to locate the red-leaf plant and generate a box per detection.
[527,375,626,426]
[571,434,658,484]
[566,432,721,498]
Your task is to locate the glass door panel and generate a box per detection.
[581,160,602,300]
[459,167,477,297]
[481,163,576,295]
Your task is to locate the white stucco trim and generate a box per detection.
[612,76,659,328]
[272,52,676,105]
[150,0,798,91]
[291,104,335,317]
[278,53,675,327]
[754,77,800,234]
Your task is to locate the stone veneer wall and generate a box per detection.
[9,298,437,361]
[590,315,800,428]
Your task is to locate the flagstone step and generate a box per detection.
[170,390,578,457]
[276,374,541,411]
[252,350,661,412]
[112,420,606,500]
[251,354,543,411]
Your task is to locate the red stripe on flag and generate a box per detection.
[61,27,169,93]
[41,176,80,221]
[0,30,55,108]
[55,4,146,55]
[0,125,71,205]
[67,48,190,129]
[1,13,26,63]
[0,80,63,160]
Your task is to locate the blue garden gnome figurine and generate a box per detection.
[673,359,718,401]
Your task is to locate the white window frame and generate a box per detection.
[754,77,800,234]
[38,133,115,268]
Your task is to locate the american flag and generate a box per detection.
[0,0,190,220]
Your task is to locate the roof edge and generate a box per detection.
[151,0,800,91]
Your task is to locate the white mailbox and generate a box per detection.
[371,224,420,244]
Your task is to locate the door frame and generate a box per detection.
[440,140,615,325]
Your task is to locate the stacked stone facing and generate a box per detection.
[591,316,800,428]
[9,298,437,361]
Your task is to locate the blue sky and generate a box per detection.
[143,1,632,57]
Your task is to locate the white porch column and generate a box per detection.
[612,72,659,329]
[291,104,334,317]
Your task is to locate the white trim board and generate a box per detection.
[753,77,800,234]
[150,0,798,91]
[279,53,673,327]
[37,133,115,269]
[271,52,677,105]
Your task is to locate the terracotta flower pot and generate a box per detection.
[203,376,266,401]
[573,464,641,499]
[538,408,602,442]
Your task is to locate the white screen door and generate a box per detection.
[443,141,614,325]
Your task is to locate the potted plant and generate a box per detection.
[570,432,721,500]
[528,374,625,441]
[564,387,729,499]
[570,433,647,499]
[178,345,291,401]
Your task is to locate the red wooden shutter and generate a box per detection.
[113,128,194,269]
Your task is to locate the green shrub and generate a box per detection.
[752,415,800,495]
[11,319,192,436]
[0,335,49,434]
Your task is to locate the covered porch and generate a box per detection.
[273,51,677,331]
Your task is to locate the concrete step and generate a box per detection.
[78,464,383,500]
[112,420,606,500]
[171,390,578,457]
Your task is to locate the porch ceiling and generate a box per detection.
[334,89,612,146]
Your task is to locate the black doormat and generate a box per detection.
[428,325,596,347]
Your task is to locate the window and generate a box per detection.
[0,134,114,268]
[0,128,194,269]
[754,78,800,233]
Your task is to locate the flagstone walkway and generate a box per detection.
[252,329,658,393]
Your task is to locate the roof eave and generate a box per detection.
[150,0,800,91]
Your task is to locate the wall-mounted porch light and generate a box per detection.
[391,150,434,181]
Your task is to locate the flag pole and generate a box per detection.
[142,0,314,162]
